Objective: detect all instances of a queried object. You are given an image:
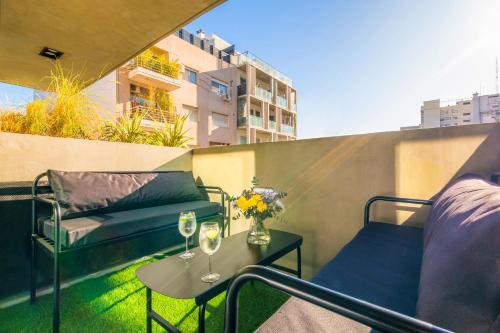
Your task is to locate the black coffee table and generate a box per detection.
[136,229,302,333]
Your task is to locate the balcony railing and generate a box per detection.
[130,100,176,124]
[281,124,295,135]
[269,120,276,130]
[255,87,272,102]
[132,55,179,79]
[235,51,293,86]
[250,115,263,128]
[277,96,288,109]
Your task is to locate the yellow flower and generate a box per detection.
[237,196,250,211]
[256,201,267,213]
[248,194,262,207]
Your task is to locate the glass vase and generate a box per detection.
[247,217,271,245]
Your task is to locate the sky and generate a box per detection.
[1,0,499,138]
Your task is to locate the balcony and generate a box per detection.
[277,95,288,109]
[250,115,263,128]
[255,86,272,102]
[281,123,295,135]
[129,98,176,125]
[269,120,276,130]
[1,123,499,333]
[128,55,181,92]
[235,51,293,86]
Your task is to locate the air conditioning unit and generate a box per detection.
[222,94,231,102]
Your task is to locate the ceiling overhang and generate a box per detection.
[0,0,224,91]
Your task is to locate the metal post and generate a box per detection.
[30,198,37,303]
[297,246,302,279]
[198,303,206,333]
[53,203,61,333]
[146,288,152,333]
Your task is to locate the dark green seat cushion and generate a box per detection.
[40,201,220,248]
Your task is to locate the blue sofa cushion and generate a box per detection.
[417,174,500,333]
[48,170,204,218]
[311,222,423,317]
[40,200,220,247]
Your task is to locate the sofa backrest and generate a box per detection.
[47,170,205,219]
[417,173,500,333]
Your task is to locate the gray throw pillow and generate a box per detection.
[417,174,500,333]
[48,170,204,218]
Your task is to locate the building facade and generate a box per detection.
[404,93,499,130]
[87,29,297,147]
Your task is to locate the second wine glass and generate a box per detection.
[199,221,221,283]
[178,211,197,260]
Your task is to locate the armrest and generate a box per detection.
[364,195,434,227]
[32,196,62,251]
[196,185,230,236]
[224,265,451,333]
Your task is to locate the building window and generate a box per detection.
[463,120,470,123]
[239,136,247,144]
[463,101,471,105]
[212,112,229,128]
[463,112,471,116]
[256,138,261,143]
[211,80,228,96]
[209,141,230,146]
[183,105,198,122]
[184,68,197,84]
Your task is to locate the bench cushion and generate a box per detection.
[312,222,423,316]
[40,200,220,247]
[417,174,500,333]
[257,222,423,333]
[48,170,204,218]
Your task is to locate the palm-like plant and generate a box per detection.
[102,110,148,144]
[149,113,191,147]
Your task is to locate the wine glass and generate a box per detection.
[178,211,197,260]
[199,221,222,283]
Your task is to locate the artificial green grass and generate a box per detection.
[0,255,288,333]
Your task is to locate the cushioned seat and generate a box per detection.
[312,222,423,316]
[40,200,220,248]
[257,222,423,333]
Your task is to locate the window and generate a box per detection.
[463,112,471,116]
[463,101,471,105]
[209,141,230,146]
[211,80,228,96]
[212,112,229,128]
[239,136,247,144]
[256,138,261,143]
[463,120,470,123]
[183,105,198,122]
[184,68,197,84]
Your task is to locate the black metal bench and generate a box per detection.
[30,170,227,333]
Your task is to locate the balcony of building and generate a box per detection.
[128,97,176,126]
[127,53,181,92]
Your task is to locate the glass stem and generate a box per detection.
[208,255,212,274]
[185,237,189,253]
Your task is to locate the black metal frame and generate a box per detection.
[224,196,445,333]
[30,171,228,333]
[145,241,302,333]
[224,266,451,333]
[364,195,434,227]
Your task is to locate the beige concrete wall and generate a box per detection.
[0,133,192,182]
[192,123,500,278]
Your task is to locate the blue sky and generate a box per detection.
[1,0,499,138]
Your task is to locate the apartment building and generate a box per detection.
[402,92,499,130]
[87,29,297,147]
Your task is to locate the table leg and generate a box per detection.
[198,302,206,333]
[297,246,302,279]
[146,288,152,333]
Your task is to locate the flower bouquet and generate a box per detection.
[230,177,287,245]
